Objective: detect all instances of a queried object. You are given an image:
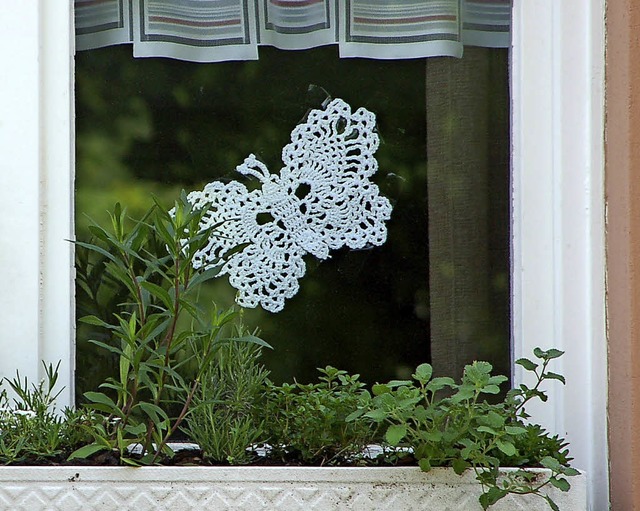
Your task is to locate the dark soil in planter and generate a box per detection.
[7,447,418,468]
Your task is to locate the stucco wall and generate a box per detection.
[606,1,640,509]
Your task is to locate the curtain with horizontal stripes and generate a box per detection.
[75,0,510,62]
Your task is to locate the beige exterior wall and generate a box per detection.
[606,1,640,509]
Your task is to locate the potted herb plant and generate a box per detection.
[0,196,585,510]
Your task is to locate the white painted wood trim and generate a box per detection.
[0,3,75,407]
[511,0,607,509]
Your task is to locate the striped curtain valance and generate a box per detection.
[75,0,511,62]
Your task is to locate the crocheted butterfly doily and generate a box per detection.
[186,98,392,313]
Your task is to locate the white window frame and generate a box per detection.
[0,1,607,509]
[511,1,607,509]
[0,2,75,407]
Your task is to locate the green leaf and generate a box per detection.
[127,312,138,340]
[234,334,273,350]
[477,426,499,436]
[504,425,527,435]
[140,317,172,343]
[364,409,387,421]
[119,344,132,387]
[138,401,170,434]
[84,402,121,415]
[543,371,566,385]
[345,409,365,422]
[549,476,571,492]
[413,363,433,383]
[84,391,119,411]
[488,375,508,386]
[452,458,469,475]
[120,456,143,467]
[113,201,123,222]
[484,411,505,428]
[421,430,443,443]
[104,262,137,296]
[473,361,493,374]
[79,315,112,328]
[496,439,517,456]
[464,361,492,386]
[88,339,123,356]
[540,455,562,471]
[124,423,147,436]
[140,281,174,310]
[386,379,412,388]
[534,347,565,360]
[188,266,222,288]
[87,224,112,243]
[138,402,169,426]
[155,221,176,252]
[451,386,475,402]
[515,358,538,371]
[460,441,479,459]
[544,348,565,360]
[418,457,432,472]
[178,295,200,318]
[221,242,251,261]
[481,384,501,394]
[479,488,508,510]
[426,377,455,393]
[68,443,109,460]
[545,495,561,511]
[385,424,407,446]
[73,240,118,264]
[372,384,391,395]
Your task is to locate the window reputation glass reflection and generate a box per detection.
[75,45,509,393]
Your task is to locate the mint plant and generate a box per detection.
[70,195,269,465]
[262,366,380,465]
[348,348,579,510]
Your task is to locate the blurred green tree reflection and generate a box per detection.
[75,45,507,394]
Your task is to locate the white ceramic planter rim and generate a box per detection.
[0,466,586,510]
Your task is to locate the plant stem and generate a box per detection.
[152,379,199,464]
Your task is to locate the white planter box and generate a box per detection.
[0,466,586,510]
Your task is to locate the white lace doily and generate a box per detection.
[186,98,392,313]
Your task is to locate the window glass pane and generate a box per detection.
[75,45,509,394]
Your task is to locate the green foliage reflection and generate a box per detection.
[75,45,508,390]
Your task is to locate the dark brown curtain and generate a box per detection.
[427,47,511,380]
